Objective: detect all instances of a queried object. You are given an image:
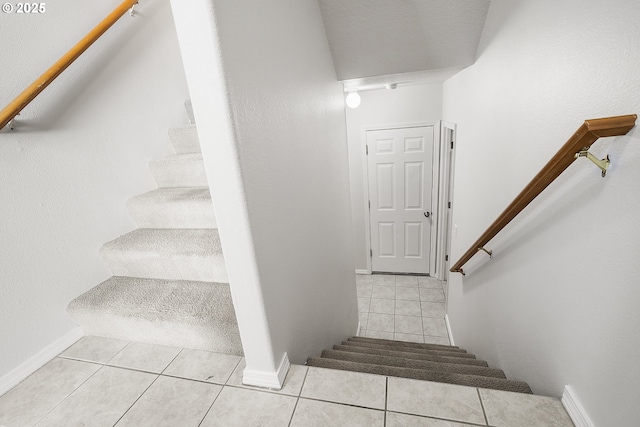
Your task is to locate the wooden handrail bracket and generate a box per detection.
[450,114,637,274]
[0,0,138,131]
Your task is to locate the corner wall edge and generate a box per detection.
[243,352,290,391]
[562,385,595,427]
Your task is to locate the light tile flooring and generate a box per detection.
[0,336,574,427]
[357,274,451,345]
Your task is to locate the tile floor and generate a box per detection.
[357,274,451,345]
[0,336,574,427]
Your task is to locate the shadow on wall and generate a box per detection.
[13,2,167,133]
[456,142,613,285]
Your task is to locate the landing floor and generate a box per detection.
[356,274,451,345]
[0,336,573,427]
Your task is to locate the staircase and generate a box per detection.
[67,123,243,355]
[308,336,532,393]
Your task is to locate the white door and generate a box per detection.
[367,126,435,274]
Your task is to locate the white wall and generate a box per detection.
[0,0,189,380]
[443,0,640,425]
[345,84,443,271]
[170,0,357,378]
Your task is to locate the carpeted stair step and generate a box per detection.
[168,125,200,154]
[320,349,505,378]
[100,228,227,282]
[349,336,461,351]
[149,153,207,188]
[332,345,489,367]
[307,357,532,394]
[67,276,242,355]
[127,187,216,229]
[341,340,476,359]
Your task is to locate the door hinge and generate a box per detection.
[448,202,451,209]
[445,255,449,261]
[450,140,454,149]
[366,145,369,155]
[370,249,373,258]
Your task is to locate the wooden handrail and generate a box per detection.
[450,114,637,275]
[0,0,138,130]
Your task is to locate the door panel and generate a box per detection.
[367,126,434,274]
[376,164,395,209]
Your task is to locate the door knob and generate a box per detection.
[424,211,431,218]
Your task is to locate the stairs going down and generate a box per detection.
[67,123,243,355]
[308,336,533,394]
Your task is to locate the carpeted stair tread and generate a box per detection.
[100,228,227,282]
[349,336,461,351]
[168,125,200,154]
[67,276,242,355]
[307,358,533,394]
[332,345,489,367]
[127,187,216,229]
[341,341,476,359]
[321,349,505,378]
[149,153,207,188]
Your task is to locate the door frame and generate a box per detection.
[434,121,457,281]
[361,121,441,275]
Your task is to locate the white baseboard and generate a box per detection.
[355,269,370,275]
[243,353,290,390]
[0,327,84,397]
[444,314,455,346]
[562,385,595,427]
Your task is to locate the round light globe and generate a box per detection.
[345,92,361,109]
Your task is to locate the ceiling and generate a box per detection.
[318,0,491,87]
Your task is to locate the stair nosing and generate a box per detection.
[349,336,460,350]
[333,344,488,367]
[321,349,505,378]
[342,341,476,359]
[306,357,532,394]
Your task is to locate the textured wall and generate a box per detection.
[170,0,357,374]
[345,84,443,271]
[0,0,189,379]
[443,0,640,425]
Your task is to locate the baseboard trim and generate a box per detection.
[0,327,84,397]
[243,353,290,390]
[444,314,455,346]
[562,385,595,427]
[355,269,370,275]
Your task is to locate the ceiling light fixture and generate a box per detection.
[345,91,361,109]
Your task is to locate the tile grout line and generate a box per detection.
[222,357,244,385]
[387,409,492,427]
[196,383,223,427]
[160,347,185,375]
[104,341,132,366]
[294,396,387,412]
[384,376,389,427]
[57,355,106,366]
[287,364,311,426]
[111,373,161,426]
[30,361,106,426]
[477,388,490,426]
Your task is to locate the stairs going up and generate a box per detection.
[307,336,532,394]
[68,121,242,355]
